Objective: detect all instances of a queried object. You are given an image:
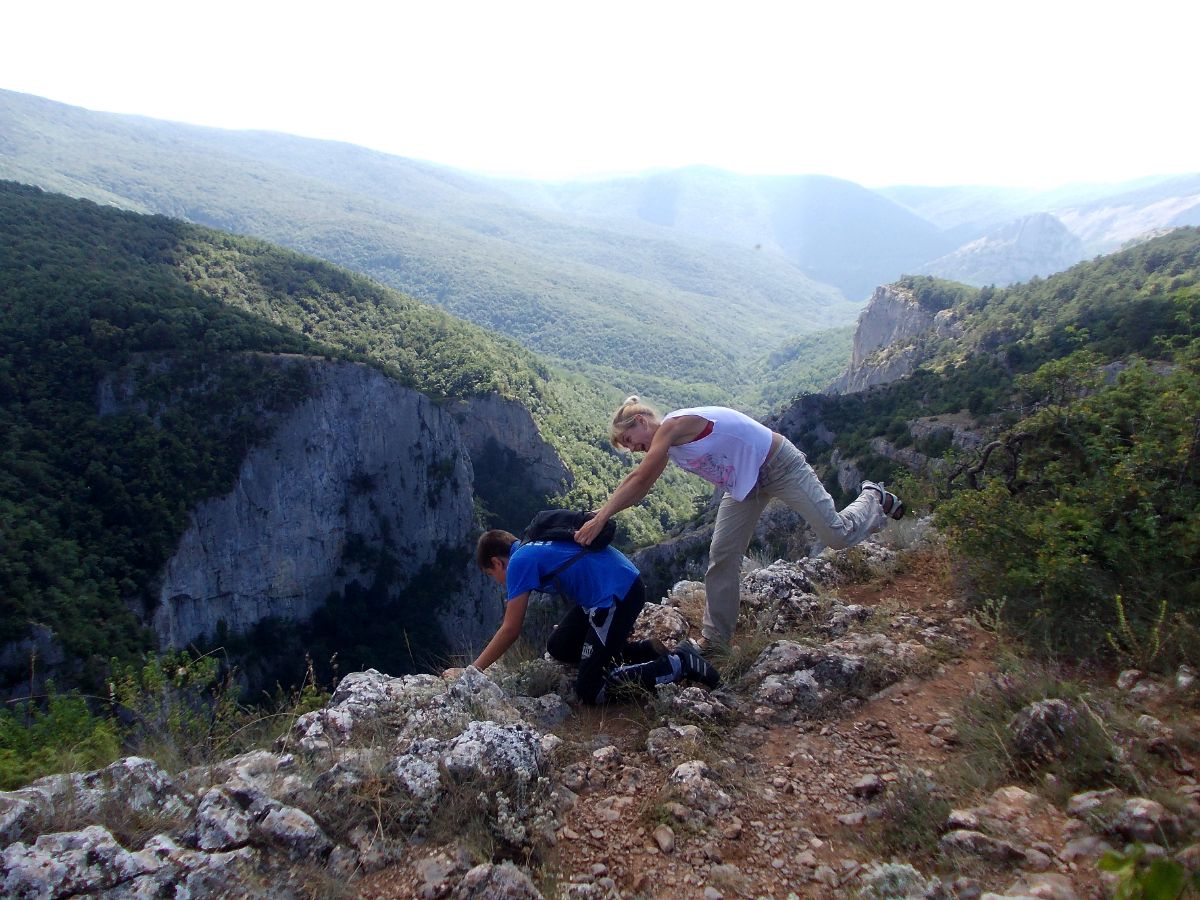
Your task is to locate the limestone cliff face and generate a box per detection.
[828,285,961,394]
[451,394,573,529]
[150,358,525,654]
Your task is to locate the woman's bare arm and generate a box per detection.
[575,415,706,545]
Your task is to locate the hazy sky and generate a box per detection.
[3,0,1196,188]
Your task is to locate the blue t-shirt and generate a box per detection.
[506,541,639,610]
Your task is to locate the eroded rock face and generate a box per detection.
[152,359,498,654]
[125,359,571,665]
[451,394,573,524]
[829,285,960,394]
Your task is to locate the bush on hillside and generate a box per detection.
[936,343,1200,663]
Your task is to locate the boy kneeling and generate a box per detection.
[442,529,719,703]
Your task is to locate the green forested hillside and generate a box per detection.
[0,90,859,403]
[788,231,1200,463]
[0,182,710,684]
[779,228,1200,661]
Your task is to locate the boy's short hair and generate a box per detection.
[476,530,518,570]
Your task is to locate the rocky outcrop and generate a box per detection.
[828,284,961,394]
[906,415,989,452]
[0,670,561,896]
[920,213,1087,287]
[12,537,1191,897]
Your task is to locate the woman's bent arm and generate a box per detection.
[575,418,691,544]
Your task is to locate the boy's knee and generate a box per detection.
[545,636,575,664]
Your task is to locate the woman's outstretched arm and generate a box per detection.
[574,417,693,545]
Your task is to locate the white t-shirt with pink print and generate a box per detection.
[664,406,774,501]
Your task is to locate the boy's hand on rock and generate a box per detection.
[442,667,465,680]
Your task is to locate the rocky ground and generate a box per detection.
[2,523,1198,898]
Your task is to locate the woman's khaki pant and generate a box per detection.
[702,438,885,645]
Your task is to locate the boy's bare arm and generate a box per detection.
[443,592,530,677]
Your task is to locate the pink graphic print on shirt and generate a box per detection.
[679,454,735,491]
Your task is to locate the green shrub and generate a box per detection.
[1099,844,1199,899]
[869,767,951,858]
[937,346,1200,663]
[0,689,121,789]
[108,650,242,770]
[951,660,1131,797]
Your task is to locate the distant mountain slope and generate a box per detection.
[1053,174,1200,250]
[0,90,858,399]
[917,213,1087,287]
[880,175,1200,252]
[496,167,955,301]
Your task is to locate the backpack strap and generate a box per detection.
[536,547,588,596]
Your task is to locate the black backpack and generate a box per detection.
[520,510,616,596]
[521,509,616,548]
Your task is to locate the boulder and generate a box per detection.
[1108,798,1182,843]
[629,603,689,645]
[939,829,1026,864]
[451,861,543,899]
[666,761,732,818]
[1,825,153,897]
[1008,700,1102,764]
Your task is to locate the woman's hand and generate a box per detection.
[442,667,465,679]
[574,514,608,546]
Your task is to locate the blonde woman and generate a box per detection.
[574,397,903,650]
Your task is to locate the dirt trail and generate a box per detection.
[358,542,1200,899]
[539,559,1000,898]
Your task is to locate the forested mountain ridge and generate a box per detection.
[496,167,957,301]
[0,182,710,691]
[7,90,1193,405]
[0,90,859,404]
[768,227,1200,656]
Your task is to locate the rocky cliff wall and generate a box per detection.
[450,394,573,530]
[150,358,513,655]
[828,285,960,394]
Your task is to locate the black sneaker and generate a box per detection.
[674,643,721,689]
[684,637,724,660]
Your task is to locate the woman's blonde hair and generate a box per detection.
[609,395,660,447]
